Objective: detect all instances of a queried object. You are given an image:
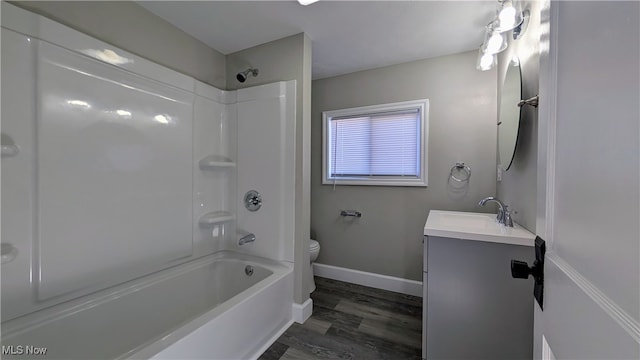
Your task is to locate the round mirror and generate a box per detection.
[498,57,522,171]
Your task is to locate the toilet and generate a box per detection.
[309,239,320,293]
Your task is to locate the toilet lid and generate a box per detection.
[309,239,319,250]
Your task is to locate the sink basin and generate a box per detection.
[424,210,535,247]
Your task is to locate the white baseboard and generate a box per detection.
[292,298,313,324]
[313,263,423,297]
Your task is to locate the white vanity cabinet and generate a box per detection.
[422,210,535,360]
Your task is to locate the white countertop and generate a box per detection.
[424,210,535,247]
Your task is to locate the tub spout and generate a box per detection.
[238,232,256,246]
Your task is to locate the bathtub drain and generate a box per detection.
[245,265,254,276]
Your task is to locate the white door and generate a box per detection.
[535,1,640,358]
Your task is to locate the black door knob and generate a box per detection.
[511,260,532,279]
[510,237,546,310]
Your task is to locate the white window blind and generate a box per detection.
[323,99,428,187]
[329,110,420,178]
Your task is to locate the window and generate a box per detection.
[322,99,429,186]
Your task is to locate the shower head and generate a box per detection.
[236,68,259,83]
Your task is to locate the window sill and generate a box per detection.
[322,178,427,187]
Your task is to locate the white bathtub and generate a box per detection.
[1,252,294,360]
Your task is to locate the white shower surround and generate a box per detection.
[1,3,297,358]
[236,82,296,263]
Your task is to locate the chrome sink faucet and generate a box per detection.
[479,197,513,227]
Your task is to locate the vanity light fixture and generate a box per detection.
[476,0,525,71]
[298,0,319,5]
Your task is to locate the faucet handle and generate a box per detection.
[496,206,505,223]
[502,206,514,227]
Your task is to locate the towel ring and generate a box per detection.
[450,163,471,182]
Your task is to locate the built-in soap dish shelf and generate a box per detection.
[198,211,235,227]
[198,155,236,170]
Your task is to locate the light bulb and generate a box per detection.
[481,22,507,55]
[480,53,494,69]
[486,32,504,54]
[476,47,496,71]
[499,6,517,29]
[495,0,523,32]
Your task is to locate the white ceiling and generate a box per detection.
[138,1,497,80]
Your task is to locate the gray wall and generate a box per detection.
[311,51,497,281]
[227,33,313,304]
[496,0,542,232]
[11,1,226,88]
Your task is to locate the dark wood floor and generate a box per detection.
[259,277,423,360]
